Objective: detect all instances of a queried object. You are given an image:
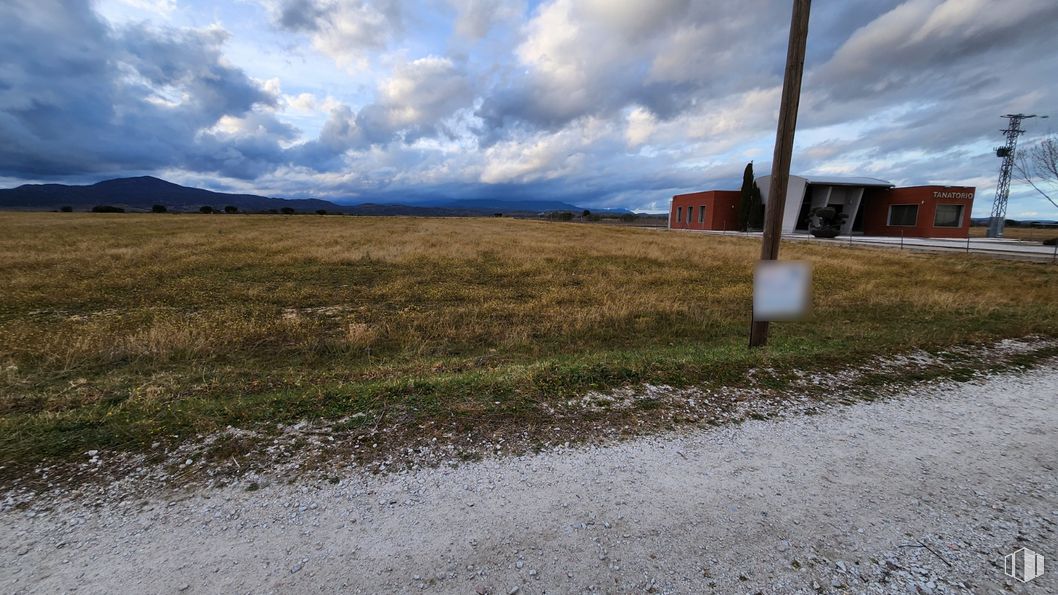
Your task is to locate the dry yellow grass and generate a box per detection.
[969,226,1058,242]
[1,212,1057,466]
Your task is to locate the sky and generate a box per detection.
[2,0,1058,215]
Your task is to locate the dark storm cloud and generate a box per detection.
[3,0,1058,216]
[791,0,1058,191]
[800,0,1058,135]
[472,0,905,143]
[288,105,366,170]
[191,112,303,180]
[473,0,1058,174]
[809,0,1058,105]
[119,26,277,119]
[2,0,477,179]
[275,0,330,31]
[0,0,289,179]
[803,0,901,66]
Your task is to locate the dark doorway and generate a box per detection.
[851,202,865,232]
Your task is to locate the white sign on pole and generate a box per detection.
[753,261,811,321]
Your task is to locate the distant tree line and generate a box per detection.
[63,205,653,223]
[65,204,331,214]
[542,210,645,224]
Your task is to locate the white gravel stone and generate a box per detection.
[2,360,1057,593]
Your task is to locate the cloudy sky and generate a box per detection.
[2,0,1057,215]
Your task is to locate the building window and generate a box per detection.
[887,204,919,226]
[676,206,682,224]
[933,204,964,227]
[698,205,706,224]
[687,207,692,224]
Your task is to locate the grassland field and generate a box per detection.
[2,212,1058,475]
[968,225,1058,242]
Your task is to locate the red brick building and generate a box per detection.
[670,175,975,239]
[859,185,974,238]
[669,190,741,231]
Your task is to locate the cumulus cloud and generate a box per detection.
[449,0,524,39]
[264,0,403,69]
[368,56,473,137]
[624,107,657,148]
[4,0,1058,217]
[293,55,473,159]
[480,118,606,184]
[476,0,794,141]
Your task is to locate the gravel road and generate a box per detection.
[3,364,1056,594]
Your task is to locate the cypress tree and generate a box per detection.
[740,163,757,230]
[738,162,764,231]
[747,175,764,230]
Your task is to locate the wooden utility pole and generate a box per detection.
[749,0,811,348]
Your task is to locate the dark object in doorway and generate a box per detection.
[809,206,847,239]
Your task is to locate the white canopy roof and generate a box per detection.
[796,174,893,187]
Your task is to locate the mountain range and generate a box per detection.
[0,176,625,216]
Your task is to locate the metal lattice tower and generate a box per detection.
[987,114,1038,238]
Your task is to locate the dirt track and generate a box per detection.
[3,364,1056,594]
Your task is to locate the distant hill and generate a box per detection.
[432,198,631,214]
[437,198,582,212]
[0,176,342,213]
[0,176,632,216]
[343,203,508,216]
